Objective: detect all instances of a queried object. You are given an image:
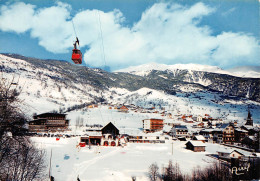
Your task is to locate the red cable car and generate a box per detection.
[71,37,82,64]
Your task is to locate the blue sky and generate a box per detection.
[0,0,259,71]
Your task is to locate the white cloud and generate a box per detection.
[0,2,35,33]
[30,2,73,53]
[0,2,259,69]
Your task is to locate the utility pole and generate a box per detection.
[49,149,53,181]
[172,141,173,155]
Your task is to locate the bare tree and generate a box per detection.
[149,162,160,181]
[0,73,46,180]
[162,161,184,181]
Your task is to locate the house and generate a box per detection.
[213,123,235,144]
[118,105,129,113]
[170,125,189,138]
[217,149,255,161]
[142,119,164,133]
[29,113,69,132]
[185,141,206,152]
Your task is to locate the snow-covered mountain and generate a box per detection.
[116,62,226,76]
[116,62,260,78]
[1,53,260,123]
[116,62,260,102]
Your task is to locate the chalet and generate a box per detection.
[170,125,189,138]
[217,149,256,162]
[221,124,235,144]
[213,123,235,144]
[143,119,164,133]
[118,105,129,113]
[29,113,69,132]
[80,122,122,146]
[185,141,206,152]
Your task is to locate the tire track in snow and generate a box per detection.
[67,147,121,181]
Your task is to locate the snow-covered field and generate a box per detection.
[30,137,212,181]
[31,136,258,181]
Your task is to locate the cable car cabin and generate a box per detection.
[71,49,82,64]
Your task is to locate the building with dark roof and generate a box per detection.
[29,113,69,132]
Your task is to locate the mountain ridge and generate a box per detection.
[1,53,260,103]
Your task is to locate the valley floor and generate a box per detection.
[31,137,252,181]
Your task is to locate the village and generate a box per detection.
[28,102,260,168]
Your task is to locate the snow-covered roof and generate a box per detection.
[186,141,205,147]
[163,125,172,132]
[235,128,248,133]
[194,135,206,140]
[230,150,244,156]
[200,129,214,133]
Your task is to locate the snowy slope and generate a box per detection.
[0,54,103,115]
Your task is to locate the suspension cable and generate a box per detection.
[97,10,107,68]
[71,19,78,38]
